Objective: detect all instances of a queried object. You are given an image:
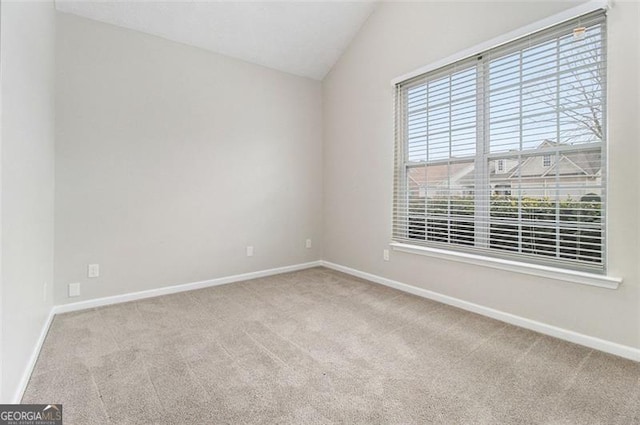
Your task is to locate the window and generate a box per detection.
[494,184,512,197]
[393,11,606,273]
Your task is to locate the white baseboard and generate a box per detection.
[12,309,55,403]
[53,261,322,314]
[13,258,637,404]
[12,260,322,402]
[321,260,640,362]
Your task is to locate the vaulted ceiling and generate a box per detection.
[55,1,377,80]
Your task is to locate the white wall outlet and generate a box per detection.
[306,239,312,249]
[88,263,100,278]
[68,282,81,298]
[383,249,390,261]
[246,246,254,257]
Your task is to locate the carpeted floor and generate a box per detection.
[23,267,640,424]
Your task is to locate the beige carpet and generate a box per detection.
[23,267,640,424]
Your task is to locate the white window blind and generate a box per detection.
[393,10,607,273]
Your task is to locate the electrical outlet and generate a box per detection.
[68,282,80,298]
[306,239,312,249]
[246,246,254,257]
[88,264,100,278]
[383,249,390,261]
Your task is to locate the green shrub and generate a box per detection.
[407,195,602,263]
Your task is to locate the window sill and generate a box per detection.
[390,242,622,290]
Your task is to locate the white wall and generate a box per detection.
[0,0,56,402]
[54,13,323,304]
[323,1,640,348]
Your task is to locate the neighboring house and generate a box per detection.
[408,161,475,198]
[408,140,602,200]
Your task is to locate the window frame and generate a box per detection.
[392,9,609,277]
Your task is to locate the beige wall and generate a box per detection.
[1,1,56,401]
[323,1,640,348]
[54,13,323,304]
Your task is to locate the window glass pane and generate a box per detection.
[488,153,603,263]
[406,162,475,245]
[489,23,604,154]
[406,66,477,163]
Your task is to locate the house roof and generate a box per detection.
[408,162,474,187]
[409,140,602,188]
[513,140,601,179]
